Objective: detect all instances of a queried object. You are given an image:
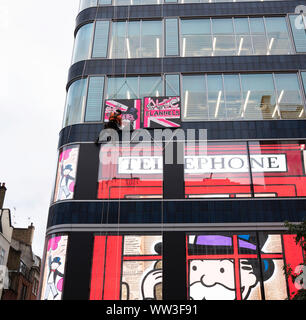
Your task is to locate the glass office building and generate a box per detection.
[39,0,306,300]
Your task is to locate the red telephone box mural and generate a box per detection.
[185,141,306,198]
[90,235,162,300]
[97,144,163,199]
[97,141,306,199]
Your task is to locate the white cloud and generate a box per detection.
[0,0,80,257]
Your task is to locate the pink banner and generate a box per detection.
[143,96,181,128]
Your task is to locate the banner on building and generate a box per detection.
[143,96,181,128]
[104,99,141,130]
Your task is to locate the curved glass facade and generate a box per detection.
[62,72,306,128]
[41,0,306,301]
[79,0,285,11]
[71,16,298,63]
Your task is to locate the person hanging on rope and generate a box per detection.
[106,109,122,131]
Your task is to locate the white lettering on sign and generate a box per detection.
[117,154,287,174]
[118,156,163,174]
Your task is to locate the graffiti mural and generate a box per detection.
[53,145,79,202]
[41,235,68,300]
[143,96,181,128]
[104,99,141,130]
[187,233,303,300]
[90,235,162,300]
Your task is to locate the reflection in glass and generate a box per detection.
[165,74,180,96]
[182,75,207,120]
[184,142,252,199]
[235,18,253,56]
[107,77,138,99]
[71,23,94,64]
[249,141,306,197]
[97,144,163,199]
[274,74,304,119]
[265,18,292,55]
[181,19,212,57]
[207,75,225,119]
[212,19,236,56]
[63,79,88,127]
[223,75,243,119]
[110,21,162,59]
[141,21,163,58]
[140,77,163,98]
[240,74,277,120]
[250,18,267,55]
[289,15,306,53]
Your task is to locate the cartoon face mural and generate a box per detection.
[53,145,79,202]
[41,235,68,300]
[90,235,162,300]
[187,233,298,300]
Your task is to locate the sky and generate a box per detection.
[0,0,80,257]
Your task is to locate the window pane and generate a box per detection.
[107,77,138,99]
[141,21,163,58]
[181,19,212,57]
[207,75,225,120]
[165,18,179,56]
[235,18,253,55]
[265,18,292,55]
[165,74,180,96]
[240,74,277,120]
[79,0,97,12]
[140,76,163,98]
[250,18,268,55]
[85,77,105,122]
[90,235,163,300]
[182,75,207,120]
[92,21,110,58]
[63,79,88,127]
[274,74,304,119]
[212,19,236,56]
[301,72,306,117]
[289,15,306,52]
[223,74,243,120]
[97,144,163,199]
[98,0,112,4]
[185,142,252,199]
[110,22,126,59]
[127,21,141,58]
[72,23,93,64]
[249,141,306,197]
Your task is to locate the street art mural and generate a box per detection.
[104,99,141,130]
[187,233,304,300]
[41,235,68,300]
[90,235,162,300]
[143,96,181,128]
[53,145,79,202]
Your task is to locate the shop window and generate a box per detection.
[90,235,162,300]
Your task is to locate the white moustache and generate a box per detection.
[190,282,236,300]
